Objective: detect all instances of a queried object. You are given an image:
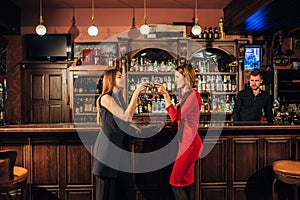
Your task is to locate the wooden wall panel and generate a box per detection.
[49,105,62,123]
[49,75,62,100]
[233,138,259,182]
[66,144,92,185]
[32,143,59,185]
[31,74,45,100]
[264,137,291,165]
[200,139,227,183]
[32,105,46,123]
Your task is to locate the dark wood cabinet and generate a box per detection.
[198,131,293,200]
[0,128,97,200]
[21,62,71,123]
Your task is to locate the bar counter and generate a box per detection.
[1,123,300,200]
[1,123,300,132]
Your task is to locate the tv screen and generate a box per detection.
[25,34,73,61]
[243,45,262,69]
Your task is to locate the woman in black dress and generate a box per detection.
[93,66,149,200]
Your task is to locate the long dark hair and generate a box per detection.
[175,63,196,88]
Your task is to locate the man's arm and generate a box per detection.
[264,94,274,122]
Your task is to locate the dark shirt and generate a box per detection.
[233,89,273,122]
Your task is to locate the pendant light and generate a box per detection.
[128,8,140,39]
[140,0,150,35]
[35,0,47,36]
[68,8,80,40]
[88,0,99,37]
[191,0,202,36]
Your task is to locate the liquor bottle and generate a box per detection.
[152,97,157,113]
[223,75,228,92]
[231,78,236,92]
[225,95,231,113]
[202,27,208,39]
[197,75,202,93]
[216,77,223,92]
[208,27,213,39]
[212,95,219,112]
[160,97,166,113]
[227,77,232,92]
[201,76,207,92]
[76,56,82,66]
[219,17,225,40]
[147,99,152,113]
[139,57,144,72]
[213,27,219,39]
[129,78,136,92]
[138,96,143,114]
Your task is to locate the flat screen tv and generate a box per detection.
[243,45,262,69]
[25,34,73,61]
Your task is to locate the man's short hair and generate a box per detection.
[250,69,263,78]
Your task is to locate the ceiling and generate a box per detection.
[11,0,232,9]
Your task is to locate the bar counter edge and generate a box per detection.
[1,123,299,200]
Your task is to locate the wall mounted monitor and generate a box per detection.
[243,44,262,69]
[25,34,73,61]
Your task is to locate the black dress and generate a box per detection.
[92,92,135,200]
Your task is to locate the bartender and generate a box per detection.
[233,69,273,122]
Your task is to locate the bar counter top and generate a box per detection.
[0,123,300,133]
[1,123,300,200]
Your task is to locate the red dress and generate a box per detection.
[166,89,203,187]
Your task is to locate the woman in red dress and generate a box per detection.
[157,63,202,200]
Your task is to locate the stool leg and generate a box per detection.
[293,184,298,200]
[272,175,278,200]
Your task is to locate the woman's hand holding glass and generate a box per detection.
[135,82,150,94]
[154,83,168,96]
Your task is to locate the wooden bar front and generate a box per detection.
[0,124,299,200]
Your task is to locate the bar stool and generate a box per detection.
[273,160,300,200]
[0,149,29,200]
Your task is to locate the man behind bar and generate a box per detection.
[233,69,273,122]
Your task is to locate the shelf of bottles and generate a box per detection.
[128,48,178,115]
[191,48,237,116]
[73,75,101,123]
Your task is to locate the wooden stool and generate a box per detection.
[0,150,29,200]
[273,160,300,200]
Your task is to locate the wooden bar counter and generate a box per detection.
[1,123,300,200]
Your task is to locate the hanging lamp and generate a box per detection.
[128,8,140,39]
[191,0,202,36]
[35,0,47,36]
[88,0,99,37]
[140,0,150,35]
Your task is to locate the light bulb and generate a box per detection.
[140,24,150,35]
[192,24,202,36]
[35,24,47,36]
[128,28,140,39]
[88,25,98,37]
